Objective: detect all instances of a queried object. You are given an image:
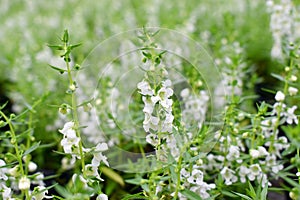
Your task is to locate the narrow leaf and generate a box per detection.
[100,166,125,187]
[23,142,41,157]
[181,189,203,200]
[47,44,64,50]
[48,65,67,74]
[232,192,252,200]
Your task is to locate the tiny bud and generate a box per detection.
[290,75,298,82]
[0,120,5,127]
[242,132,249,138]
[196,80,203,87]
[18,176,31,190]
[83,103,92,112]
[9,166,19,177]
[59,103,69,115]
[28,161,37,172]
[10,114,16,119]
[10,138,16,144]
[142,57,147,63]
[69,84,76,91]
[285,67,290,72]
[74,64,81,70]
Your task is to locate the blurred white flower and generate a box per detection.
[248,164,262,181]
[285,106,298,124]
[275,91,285,101]
[238,166,250,183]
[0,159,8,181]
[32,186,52,200]
[221,166,237,185]
[288,86,298,96]
[1,184,12,200]
[137,80,154,96]
[97,194,108,200]
[226,146,240,161]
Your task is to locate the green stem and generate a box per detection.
[0,111,25,175]
[64,47,85,173]
[0,111,30,199]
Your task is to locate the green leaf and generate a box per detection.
[47,44,64,50]
[232,192,252,200]
[222,190,239,198]
[48,65,67,74]
[0,102,8,110]
[55,184,72,198]
[278,172,299,188]
[100,166,125,187]
[125,177,144,185]
[271,73,285,82]
[23,142,41,157]
[260,184,268,200]
[122,192,150,200]
[62,29,69,43]
[181,189,203,200]
[69,43,82,50]
[142,51,152,59]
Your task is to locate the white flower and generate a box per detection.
[137,80,154,96]
[28,161,38,172]
[0,159,8,181]
[97,194,108,200]
[32,172,45,186]
[220,166,237,185]
[250,146,269,159]
[1,184,12,200]
[18,176,31,190]
[250,149,260,159]
[59,121,75,135]
[275,91,285,101]
[226,146,240,161]
[60,131,80,154]
[288,87,298,96]
[248,164,262,181]
[32,186,52,200]
[187,169,204,185]
[296,172,300,177]
[92,143,109,167]
[285,106,298,124]
[146,133,159,146]
[258,146,269,157]
[238,166,250,183]
[85,164,102,181]
[59,121,81,157]
[290,75,297,82]
[180,168,190,178]
[180,88,190,98]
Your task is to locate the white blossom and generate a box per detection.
[97,194,108,200]
[18,176,31,190]
[32,186,52,200]
[275,91,285,101]
[288,86,298,96]
[248,164,262,181]
[220,166,237,185]
[137,80,154,96]
[0,159,8,181]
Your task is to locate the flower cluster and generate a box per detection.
[138,79,174,147]
[59,121,81,163]
[180,88,209,130]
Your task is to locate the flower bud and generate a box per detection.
[18,176,31,190]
